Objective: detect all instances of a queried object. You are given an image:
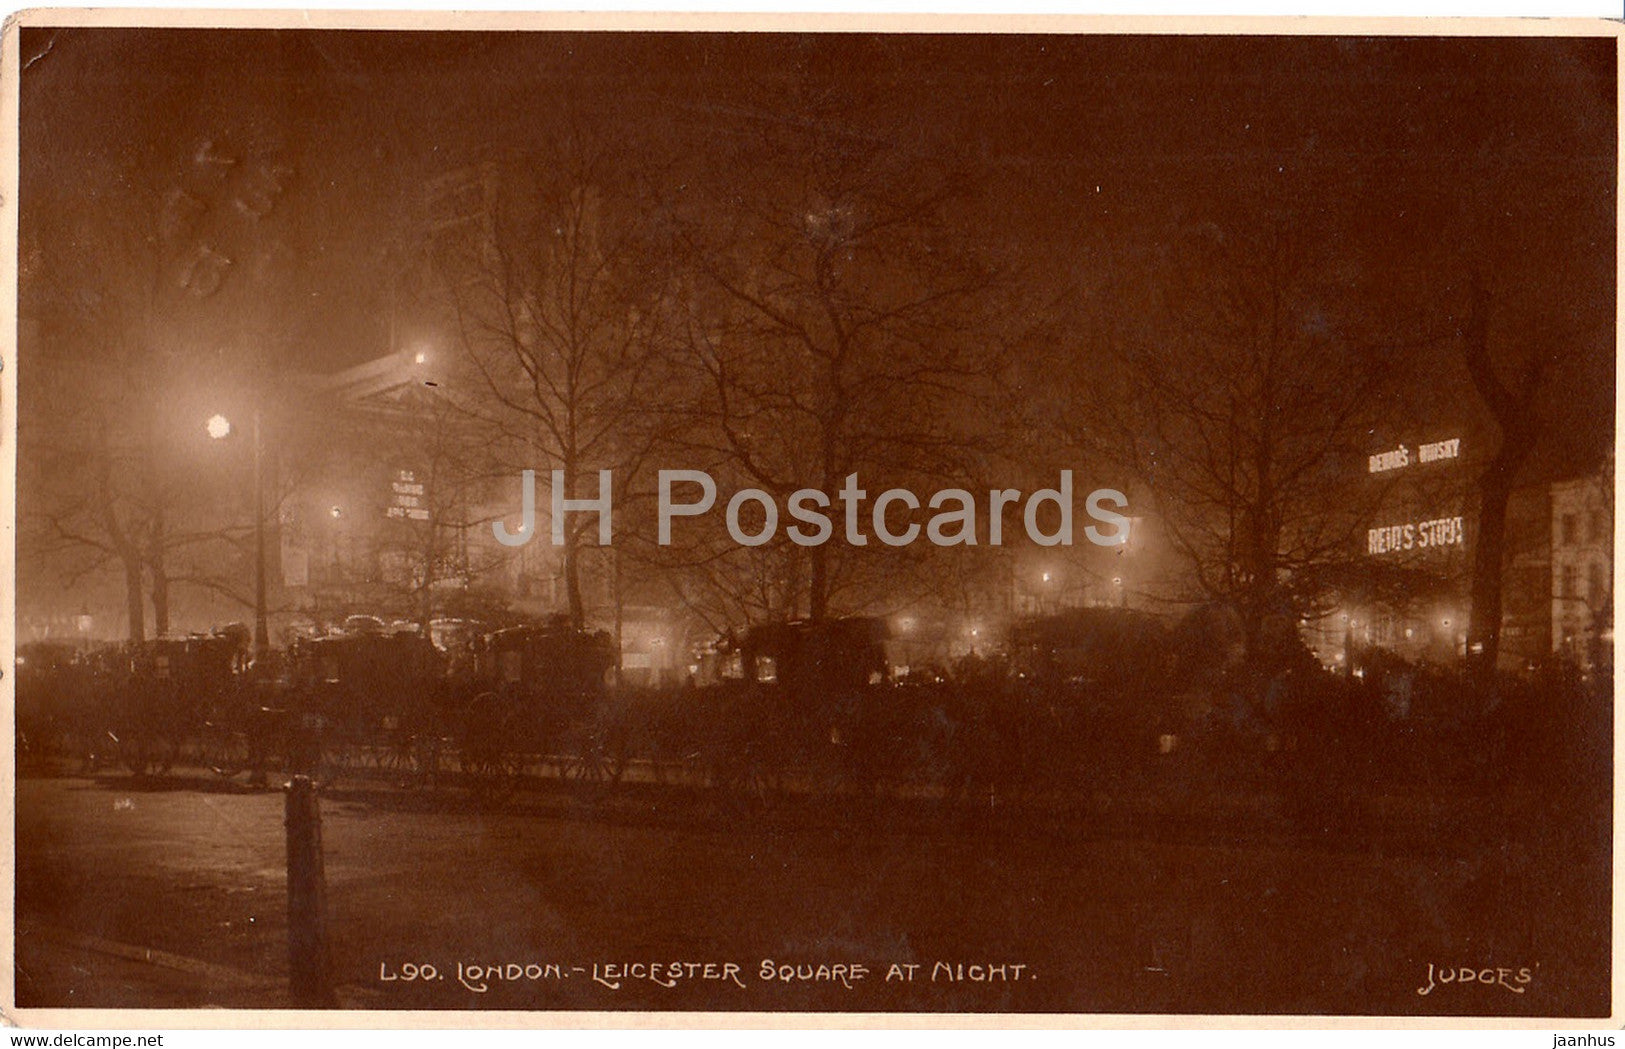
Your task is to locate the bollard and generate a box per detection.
[285,774,336,1007]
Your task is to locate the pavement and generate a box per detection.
[14,924,290,1012]
[9,766,1613,1018]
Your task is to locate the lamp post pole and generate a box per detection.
[208,409,271,669]
[253,406,269,667]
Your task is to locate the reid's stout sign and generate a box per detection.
[1365,436,1466,557]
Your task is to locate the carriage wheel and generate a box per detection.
[381,734,441,789]
[376,733,419,784]
[317,737,360,788]
[117,730,176,778]
[201,721,251,778]
[461,694,524,802]
[462,745,524,802]
[711,741,783,815]
[560,739,625,801]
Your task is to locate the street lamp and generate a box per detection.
[209,408,269,667]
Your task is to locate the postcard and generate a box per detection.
[4,11,1618,1028]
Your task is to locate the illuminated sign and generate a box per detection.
[1418,438,1461,463]
[387,468,430,522]
[1369,447,1410,473]
[1368,438,1461,474]
[1367,516,1464,555]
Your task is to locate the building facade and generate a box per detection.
[1549,458,1613,678]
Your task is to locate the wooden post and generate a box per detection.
[286,774,336,1007]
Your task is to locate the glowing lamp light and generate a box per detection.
[206,414,233,440]
[1041,572,1052,584]
[414,351,428,365]
[329,505,344,519]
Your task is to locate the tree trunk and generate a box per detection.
[808,543,829,623]
[1460,282,1543,688]
[125,558,146,643]
[560,464,587,631]
[149,506,170,638]
[612,548,624,683]
[563,529,586,631]
[1239,502,1281,661]
[151,569,170,639]
[1467,455,1521,683]
[418,559,434,639]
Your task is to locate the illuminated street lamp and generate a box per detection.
[209,408,269,667]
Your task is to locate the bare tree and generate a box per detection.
[666,92,1011,623]
[1073,218,1416,650]
[21,136,298,641]
[431,126,681,631]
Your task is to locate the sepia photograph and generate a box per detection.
[4,14,1618,1023]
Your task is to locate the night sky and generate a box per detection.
[18,28,1617,471]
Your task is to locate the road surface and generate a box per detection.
[12,769,1610,1016]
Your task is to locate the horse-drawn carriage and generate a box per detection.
[275,631,450,784]
[18,632,251,776]
[454,620,622,798]
[109,633,247,776]
[965,608,1181,803]
[16,640,105,762]
[672,616,949,804]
